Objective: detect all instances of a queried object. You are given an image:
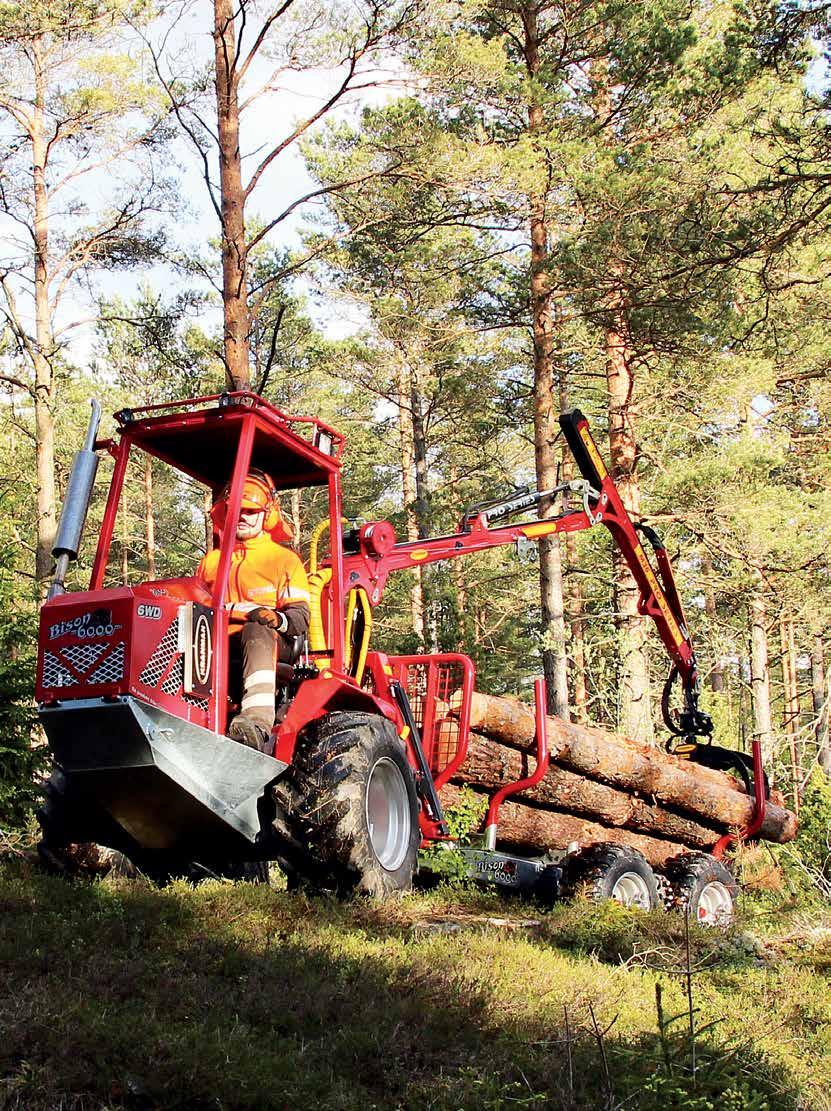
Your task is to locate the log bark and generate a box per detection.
[439,784,686,869]
[453,732,722,849]
[455,690,797,844]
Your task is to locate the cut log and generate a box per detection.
[439,784,687,869]
[450,691,797,844]
[453,732,722,849]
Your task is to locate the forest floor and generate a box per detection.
[0,851,829,1111]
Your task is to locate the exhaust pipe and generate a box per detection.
[48,399,102,600]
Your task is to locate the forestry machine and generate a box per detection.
[34,391,755,912]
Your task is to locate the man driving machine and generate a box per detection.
[197,470,310,751]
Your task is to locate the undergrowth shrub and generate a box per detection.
[0,540,42,829]
[418,786,487,881]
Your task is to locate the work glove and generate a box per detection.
[247,607,288,633]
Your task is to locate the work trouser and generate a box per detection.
[235,622,293,732]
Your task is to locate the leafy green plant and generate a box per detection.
[0,541,42,829]
[418,786,487,881]
[794,767,831,886]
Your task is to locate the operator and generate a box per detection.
[197,471,310,752]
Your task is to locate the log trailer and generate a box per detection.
[35,391,763,922]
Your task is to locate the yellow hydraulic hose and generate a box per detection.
[308,568,332,652]
[307,516,348,653]
[352,587,372,684]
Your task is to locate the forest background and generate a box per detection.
[1,0,830,871]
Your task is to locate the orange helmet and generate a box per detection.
[210,470,293,543]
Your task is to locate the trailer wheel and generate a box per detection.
[271,710,420,897]
[565,844,661,910]
[665,852,738,926]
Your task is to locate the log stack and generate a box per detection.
[440,691,797,868]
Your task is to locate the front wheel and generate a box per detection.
[272,710,421,897]
[564,843,661,910]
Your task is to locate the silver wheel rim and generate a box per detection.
[696,881,734,925]
[365,757,411,872]
[611,871,652,909]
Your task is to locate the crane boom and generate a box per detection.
[339,409,712,739]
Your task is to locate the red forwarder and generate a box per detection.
[35,391,756,914]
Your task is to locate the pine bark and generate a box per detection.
[144,457,156,579]
[214,0,251,388]
[395,357,426,643]
[453,732,721,847]
[605,303,653,743]
[702,554,725,692]
[749,567,775,768]
[780,615,801,809]
[32,37,58,591]
[454,689,797,843]
[522,3,569,719]
[560,382,588,722]
[812,636,830,775]
[440,783,687,868]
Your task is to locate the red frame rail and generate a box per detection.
[483,677,551,850]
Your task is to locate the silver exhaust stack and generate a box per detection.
[48,399,102,600]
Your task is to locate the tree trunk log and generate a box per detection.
[454,690,797,844]
[453,732,722,848]
[439,784,686,868]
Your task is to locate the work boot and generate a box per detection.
[229,715,270,752]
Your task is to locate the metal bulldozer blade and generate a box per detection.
[39,696,286,852]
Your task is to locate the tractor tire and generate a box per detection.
[36,767,136,872]
[37,768,268,886]
[271,710,420,898]
[665,852,738,927]
[564,843,661,910]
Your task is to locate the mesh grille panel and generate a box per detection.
[139,620,179,687]
[42,639,125,689]
[88,642,125,685]
[42,651,79,688]
[161,655,185,696]
[183,694,209,713]
[61,642,108,672]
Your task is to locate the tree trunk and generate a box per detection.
[396,356,425,643]
[560,380,588,722]
[455,689,797,843]
[702,554,725,692]
[523,5,569,719]
[410,359,437,650]
[144,456,156,578]
[290,488,302,554]
[32,38,57,592]
[121,485,129,585]
[812,635,830,775]
[453,732,721,847]
[749,566,774,768]
[605,306,653,743]
[780,615,801,811]
[439,783,687,868]
[214,0,251,388]
[203,489,213,552]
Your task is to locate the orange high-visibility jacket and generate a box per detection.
[198,532,311,633]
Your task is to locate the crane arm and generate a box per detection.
[336,409,712,739]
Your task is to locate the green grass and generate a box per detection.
[0,858,829,1110]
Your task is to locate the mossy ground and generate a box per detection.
[0,856,829,1110]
